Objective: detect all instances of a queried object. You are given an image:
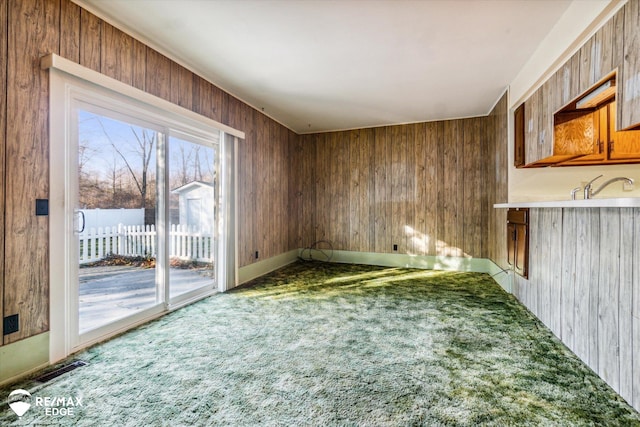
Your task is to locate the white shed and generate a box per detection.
[171,181,215,232]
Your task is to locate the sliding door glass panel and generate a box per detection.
[77,110,159,333]
[168,135,217,300]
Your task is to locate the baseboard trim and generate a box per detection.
[301,249,513,292]
[0,332,50,386]
[237,249,299,286]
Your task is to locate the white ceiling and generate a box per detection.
[75,0,574,134]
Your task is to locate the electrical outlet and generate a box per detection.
[35,199,49,216]
[3,314,19,335]
[623,180,635,191]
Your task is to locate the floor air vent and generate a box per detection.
[34,360,89,383]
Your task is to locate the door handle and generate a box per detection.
[76,210,86,234]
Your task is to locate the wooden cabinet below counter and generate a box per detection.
[507,209,528,279]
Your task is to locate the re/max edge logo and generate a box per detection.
[8,389,83,417]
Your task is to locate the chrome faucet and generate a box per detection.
[570,186,582,200]
[583,175,634,199]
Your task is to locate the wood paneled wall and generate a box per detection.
[292,114,497,259]
[486,94,509,270]
[0,0,296,344]
[0,0,6,340]
[514,208,640,410]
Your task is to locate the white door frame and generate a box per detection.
[46,56,242,363]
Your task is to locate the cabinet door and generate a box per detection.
[552,55,580,111]
[524,89,540,165]
[515,223,528,278]
[621,0,640,130]
[507,223,516,268]
[514,104,525,167]
[524,83,553,166]
[538,80,554,160]
[609,101,640,160]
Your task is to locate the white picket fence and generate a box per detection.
[79,224,213,264]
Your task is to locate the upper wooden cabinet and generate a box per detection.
[621,0,640,130]
[515,1,640,168]
[522,81,554,166]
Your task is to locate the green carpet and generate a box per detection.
[2,262,639,426]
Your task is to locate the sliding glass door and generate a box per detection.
[167,135,218,300]
[76,110,161,334]
[71,104,219,347]
[47,59,241,363]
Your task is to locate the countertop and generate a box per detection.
[494,198,640,208]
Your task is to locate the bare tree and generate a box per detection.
[96,119,156,209]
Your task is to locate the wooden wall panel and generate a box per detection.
[462,118,484,257]
[391,125,407,253]
[79,8,101,72]
[622,0,640,129]
[170,62,193,110]
[132,39,146,91]
[4,0,60,343]
[597,208,620,391]
[618,208,634,403]
[413,122,428,255]
[303,112,492,260]
[101,23,133,85]
[254,113,269,257]
[515,207,640,412]
[59,0,79,62]
[633,209,640,410]
[0,0,6,340]
[360,128,375,253]
[560,208,577,350]
[145,48,171,101]
[372,128,388,252]
[424,121,440,256]
[485,93,509,269]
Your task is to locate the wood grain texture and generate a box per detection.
[237,103,255,265]
[618,208,634,403]
[633,208,640,409]
[538,80,554,161]
[391,125,407,253]
[462,118,484,257]
[524,88,540,165]
[145,48,171,101]
[101,22,133,85]
[486,93,508,270]
[423,121,440,256]
[516,208,640,412]
[413,122,429,255]
[0,0,6,340]
[170,62,193,110]
[597,208,620,391]
[560,208,577,350]
[79,8,101,72]
[553,113,595,155]
[622,0,640,129]
[579,36,595,93]
[4,0,60,343]
[301,113,491,260]
[442,120,461,256]
[132,39,146,91]
[59,0,79,62]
